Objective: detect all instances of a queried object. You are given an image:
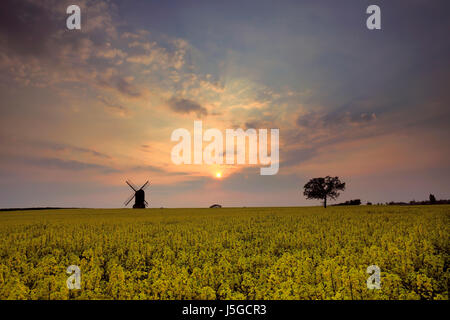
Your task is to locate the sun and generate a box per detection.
[215,172,222,178]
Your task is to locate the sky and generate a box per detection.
[0,0,449,208]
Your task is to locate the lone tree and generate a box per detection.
[303,176,346,208]
[429,194,436,204]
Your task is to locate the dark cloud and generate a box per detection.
[0,0,60,57]
[350,112,377,123]
[116,77,141,97]
[243,121,265,129]
[277,110,380,169]
[0,0,127,95]
[296,111,377,129]
[95,74,142,99]
[241,117,280,130]
[168,97,207,117]
[0,0,99,63]
[281,147,319,168]
[98,96,130,116]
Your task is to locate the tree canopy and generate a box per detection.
[303,176,346,208]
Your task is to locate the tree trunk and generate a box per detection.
[323,196,327,208]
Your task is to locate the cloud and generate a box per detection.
[96,47,127,60]
[167,97,208,117]
[126,40,169,66]
[0,0,121,89]
[94,70,142,98]
[296,111,377,129]
[10,155,118,173]
[271,110,380,170]
[116,76,141,97]
[0,137,112,160]
[131,164,189,176]
[281,147,319,168]
[131,164,165,173]
[0,0,59,58]
[125,38,187,70]
[97,96,131,118]
[38,141,111,159]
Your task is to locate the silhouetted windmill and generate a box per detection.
[124,179,149,208]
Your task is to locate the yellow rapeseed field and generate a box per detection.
[0,205,448,300]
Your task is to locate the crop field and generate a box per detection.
[0,206,448,300]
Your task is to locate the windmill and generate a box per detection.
[124,179,149,208]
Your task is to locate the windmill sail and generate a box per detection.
[124,179,150,208]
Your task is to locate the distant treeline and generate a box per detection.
[0,207,80,212]
[332,194,450,206]
[385,199,450,206]
[384,194,449,206]
[332,199,362,206]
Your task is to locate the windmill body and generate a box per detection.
[133,189,146,208]
[124,180,149,208]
